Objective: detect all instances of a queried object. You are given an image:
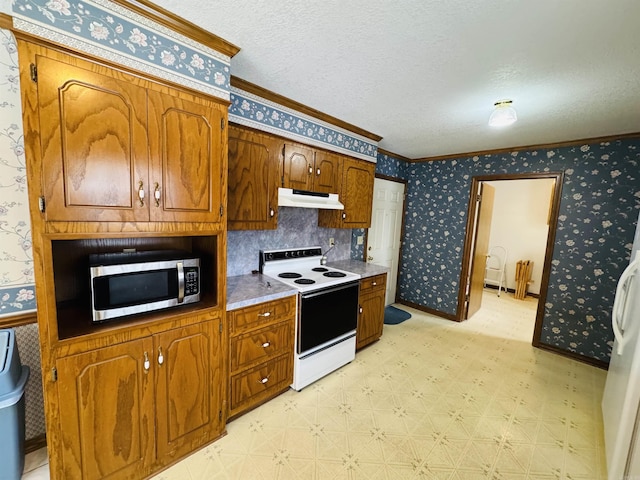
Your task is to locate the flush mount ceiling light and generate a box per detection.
[488,100,517,127]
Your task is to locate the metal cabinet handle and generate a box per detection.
[143,352,150,371]
[316,168,321,176]
[308,164,313,174]
[269,206,275,217]
[262,341,271,348]
[153,182,161,207]
[259,376,270,384]
[342,212,347,219]
[359,305,363,314]
[258,311,271,317]
[137,181,145,206]
[157,347,164,365]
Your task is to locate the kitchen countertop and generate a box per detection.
[227,273,298,311]
[327,260,390,278]
[226,261,389,311]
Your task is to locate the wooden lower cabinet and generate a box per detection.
[55,318,223,479]
[356,274,387,350]
[228,295,296,418]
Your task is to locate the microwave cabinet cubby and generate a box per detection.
[50,235,220,340]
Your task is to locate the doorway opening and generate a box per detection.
[457,172,564,346]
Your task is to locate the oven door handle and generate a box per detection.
[300,280,360,300]
[177,261,185,303]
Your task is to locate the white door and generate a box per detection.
[367,177,405,305]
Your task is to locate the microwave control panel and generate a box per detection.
[184,267,200,295]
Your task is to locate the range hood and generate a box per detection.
[278,188,344,210]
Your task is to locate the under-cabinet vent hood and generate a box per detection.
[278,188,344,210]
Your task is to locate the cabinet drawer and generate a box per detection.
[360,274,386,292]
[230,355,291,411]
[230,322,292,372]
[229,295,296,333]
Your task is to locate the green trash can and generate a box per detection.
[0,329,30,480]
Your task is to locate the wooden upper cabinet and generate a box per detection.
[37,54,149,223]
[318,157,376,228]
[227,126,280,230]
[283,143,340,193]
[313,150,342,194]
[30,45,226,225]
[147,89,225,225]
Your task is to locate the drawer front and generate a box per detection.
[230,355,291,411]
[230,322,292,372]
[360,274,386,292]
[229,295,296,334]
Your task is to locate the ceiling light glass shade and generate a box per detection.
[488,100,517,127]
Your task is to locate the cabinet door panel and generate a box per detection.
[37,55,148,222]
[148,89,224,224]
[342,158,375,227]
[228,129,276,229]
[314,151,341,193]
[155,320,221,460]
[357,289,385,350]
[283,143,314,191]
[56,338,154,480]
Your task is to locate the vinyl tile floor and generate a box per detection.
[22,290,607,479]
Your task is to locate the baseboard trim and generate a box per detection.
[25,434,47,454]
[533,342,608,370]
[484,284,539,299]
[395,299,458,322]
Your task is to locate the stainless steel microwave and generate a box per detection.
[89,250,200,322]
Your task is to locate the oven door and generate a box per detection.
[298,281,359,354]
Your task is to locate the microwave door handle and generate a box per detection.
[177,262,185,303]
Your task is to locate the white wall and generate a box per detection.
[485,179,554,295]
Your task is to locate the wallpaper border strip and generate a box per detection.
[11,0,231,100]
[0,284,37,318]
[230,87,378,163]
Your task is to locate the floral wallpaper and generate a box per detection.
[11,0,231,100]
[229,88,378,163]
[0,29,35,316]
[392,141,640,363]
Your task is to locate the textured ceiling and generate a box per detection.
[153,0,640,159]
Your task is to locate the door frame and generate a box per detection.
[457,172,564,344]
[364,173,408,304]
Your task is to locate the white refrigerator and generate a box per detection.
[602,211,640,479]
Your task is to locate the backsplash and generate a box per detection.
[227,207,353,276]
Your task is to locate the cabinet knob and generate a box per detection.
[262,342,271,348]
[359,305,363,314]
[316,168,321,176]
[269,207,275,217]
[157,347,164,365]
[153,182,161,207]
[143,352,150,371]
[342,212,347,219]
[308,164,313,174]
[137,181,145,206]
[259,376,270,384]
[258,312,271,317]
[372,281,377,286]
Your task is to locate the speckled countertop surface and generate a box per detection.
[226,273,298,311]
[226,261,388,311]
[327,260,389,278]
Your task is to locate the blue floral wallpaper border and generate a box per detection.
[379,141,640,364]
[11,0,231,100]
[0,29,35,317]
[229,87,378,163]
